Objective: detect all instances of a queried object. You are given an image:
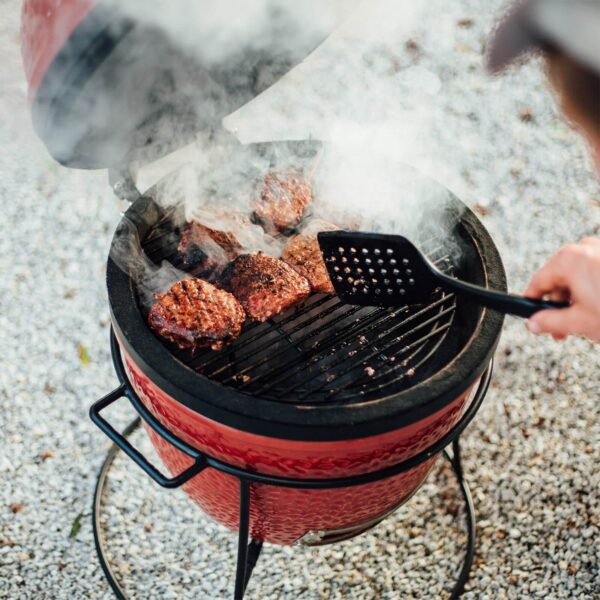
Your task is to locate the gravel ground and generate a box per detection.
[0,1,598,599]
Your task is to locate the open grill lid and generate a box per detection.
[22,0,357,170]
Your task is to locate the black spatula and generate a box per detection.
[318,231,569,318]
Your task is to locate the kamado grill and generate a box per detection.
[22,2,506,598]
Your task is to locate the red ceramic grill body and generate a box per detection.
[104,195,504,546]
[123,346,475,545]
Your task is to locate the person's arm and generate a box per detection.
[525,237,600,342]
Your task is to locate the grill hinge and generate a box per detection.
[109,166,141,206]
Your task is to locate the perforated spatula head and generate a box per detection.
[318,231,440,307]
[318,231,570,318]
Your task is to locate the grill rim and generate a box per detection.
[107,192,506,442]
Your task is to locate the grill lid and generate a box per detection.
[23,0,357,169]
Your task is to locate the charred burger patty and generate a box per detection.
[148,278,246,350]
[252,169,312,235]
[220,253,311,322]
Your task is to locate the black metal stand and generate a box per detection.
[91,332,491,599]
[93,429,475,600]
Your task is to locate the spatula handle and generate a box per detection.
[435,272,569,319]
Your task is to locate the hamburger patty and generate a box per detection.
[253,169,312,235]
[282,234,334,294]
[148,278,246,350]
[220,253,311,321]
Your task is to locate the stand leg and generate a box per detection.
[245,540,263,591]
[93,418,141,600]
[234,480,263,600]
[234,480,250,599]
[451,437,464,481]
[445,437,476,600]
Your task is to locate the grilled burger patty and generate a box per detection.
[281,234,334,294]
[253,169,312,235]
[220,253,311,322]
[148,278,246,350]
[177,221,241,276]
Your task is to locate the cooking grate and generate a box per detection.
[140,213,457,405]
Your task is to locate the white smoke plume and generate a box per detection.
[82,0,468,298]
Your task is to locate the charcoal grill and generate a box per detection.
[85,176,505,598]
[92,331,493,599]
[22,3,507,597]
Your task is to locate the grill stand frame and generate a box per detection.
[91,330,492,599]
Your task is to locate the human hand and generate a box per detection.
[524,237,600,342]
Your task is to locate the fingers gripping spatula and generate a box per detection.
[318,231,569,318]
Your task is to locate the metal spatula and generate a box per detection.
[318,231,569,318]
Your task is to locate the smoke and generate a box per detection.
[43,0,469,298]
[109,215,190,308]
[116,0,356,68]
[140,0,459,261]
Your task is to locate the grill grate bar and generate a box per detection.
[324,305,454,400]
[144,231,180,258]
[336,322,454,401]
[328,298,455,387]
[204,297,345,377]
[144,228,179,249]
[190,295,337,370]
[267,296,454,400]
[216,303,381,386]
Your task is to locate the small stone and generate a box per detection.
[520,426,531,438]
[519,108,534,123]
[567,565,577,575]
[0,535,15,548]
[509,528,521,539]
[405,39,419,52]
